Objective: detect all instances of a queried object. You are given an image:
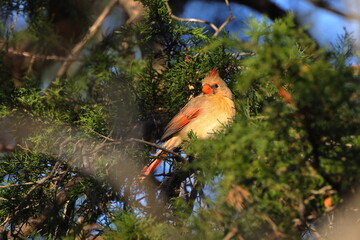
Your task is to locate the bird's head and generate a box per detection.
[201,68,233,99]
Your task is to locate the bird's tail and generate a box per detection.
[140,150,163,176]
[135,137,181,184]
[136,149,163,183]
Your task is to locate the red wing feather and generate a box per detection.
[161,108,201,141]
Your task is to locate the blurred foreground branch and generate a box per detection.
[55,0,119,79]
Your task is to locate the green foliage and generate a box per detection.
[104,212,177,240]
[185,16,360,239]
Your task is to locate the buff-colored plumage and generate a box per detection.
[138,68,235,180]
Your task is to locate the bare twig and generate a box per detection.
[82,126,115,142]
[55,0,118,79]
[223,228,240,240]
[17,143,30,151]
[128,138,187,163]
[165,0,235,37]
[165,2,218,32]
[255,214,288,238]
[0,181,41,189]
[6,49,79,61]
[310,185,333,195]
[91,141,123,155]
[214,17,234,37]
[214,0,235,37]
[78,127,124,154]
[59,137,78,155]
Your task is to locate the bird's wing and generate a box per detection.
[161,107,202,141]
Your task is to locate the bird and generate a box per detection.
[138,68,235,181]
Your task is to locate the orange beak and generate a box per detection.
[202,84,213,94]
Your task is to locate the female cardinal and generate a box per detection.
[138,68,235,180]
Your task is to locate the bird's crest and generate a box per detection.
[206,67,219,78]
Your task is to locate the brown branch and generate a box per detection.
[306,0,360,20]
[128,138,187,163]
[6,49,79,61]
[82,126,115,142]
[310,185,333,195]
[79,127,124,154]
[214,16,234,37]
[0,181,40,189]
[55,0,118,79]
[165,2,218,32]
[223,228,240,240]
[255,214,288,238]
[214,0,235,37]
[118,0,145,24]
[166,0,235,37]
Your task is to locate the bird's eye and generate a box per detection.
[213,84,219,88]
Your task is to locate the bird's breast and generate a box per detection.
[178,95,235,140]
